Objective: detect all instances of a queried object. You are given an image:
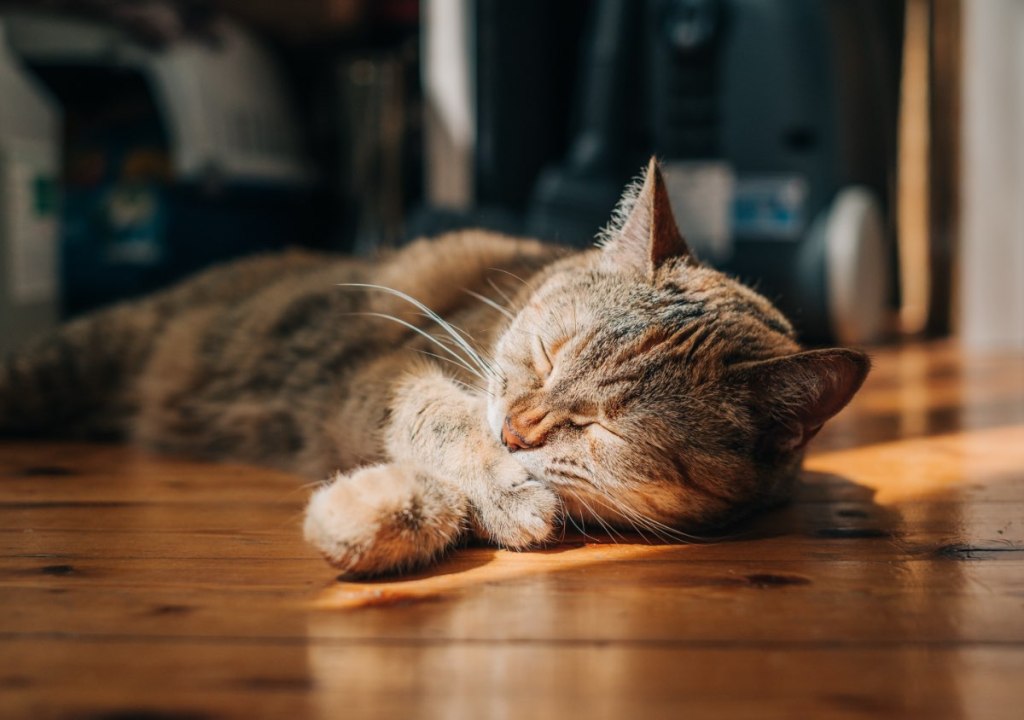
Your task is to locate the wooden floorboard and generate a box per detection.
[1,341,1022,719]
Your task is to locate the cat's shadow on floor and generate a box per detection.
[341,470,896,590]
[533,470,898,549]
[738,470,901,544]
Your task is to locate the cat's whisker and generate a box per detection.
[412,349,488,386]
[487,267,534,291]
[616,506,681,544]
[588,494,664,543]
[604,497,688,540]
[428,332,505,384]
[548,464,684,544]
[411,312,500,380]
[485,276,516,309]
[449,377,493,398]
[564,510,587,538]
[341,283,498,381]
[347,311,488,382]
[562,487,601,542]
[413,316,504,384]
[549,493,570,544]
[619,503,713,543]
[463,289,515,320]
[427,314,505,381]
[295,479,328,492]
[491,356,511,380]
[587,494,653,543]
[566,489,626,543]
[577,486,687,544]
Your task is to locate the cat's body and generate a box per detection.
[0,161,869,575]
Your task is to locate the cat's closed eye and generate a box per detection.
[534,336,562,380]
[584,421,625,443]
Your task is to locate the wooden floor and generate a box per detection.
[2,342,1023,719]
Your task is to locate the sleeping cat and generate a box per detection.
[0,159,869,575]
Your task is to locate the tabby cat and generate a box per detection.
[0,159,869,575]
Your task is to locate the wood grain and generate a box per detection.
[1,341,1022,719]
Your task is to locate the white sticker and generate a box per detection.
[2,140,59,305]
[661,160,735,263]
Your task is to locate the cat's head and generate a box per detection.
[487,158,869,532]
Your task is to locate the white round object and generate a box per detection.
[824,187,889,345]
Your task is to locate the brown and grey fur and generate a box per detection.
[0,160,869,575]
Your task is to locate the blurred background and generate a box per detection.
[0,0,1019,353]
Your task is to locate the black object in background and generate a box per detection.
[473,0,590,212]
[406,0,590,241]
[527,0,903,343]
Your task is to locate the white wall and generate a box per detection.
[422,0,475,210]
[959,0,1024,349]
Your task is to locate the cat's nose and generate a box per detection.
[502,415,540,452]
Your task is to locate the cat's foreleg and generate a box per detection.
[303,366,558,576]
[383,368,559,549]
[303,463,468,576]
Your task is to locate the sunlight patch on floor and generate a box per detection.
[807,424,1024,505]
[313,542,678,610]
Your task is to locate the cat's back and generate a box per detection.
[143,231,560,365]
[131,231,566,466]
[167,230,559,314]
[150,248,361,313]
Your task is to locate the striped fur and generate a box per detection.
[0,159,869,575]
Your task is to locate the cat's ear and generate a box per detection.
[730,348,870,454]
[601,157,694,277]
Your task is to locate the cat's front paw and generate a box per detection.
[303,464,466,576]
[473,466,559,549]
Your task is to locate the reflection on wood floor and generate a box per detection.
[1,341,1022,719]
